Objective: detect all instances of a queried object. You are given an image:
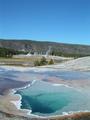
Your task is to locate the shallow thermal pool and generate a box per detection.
[0,67,90,116]
[16,80,90,116]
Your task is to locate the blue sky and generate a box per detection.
[0,0,90,45]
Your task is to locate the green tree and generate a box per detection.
[40,57,48,65]
[48,59,54,65]
[34,60,40,66]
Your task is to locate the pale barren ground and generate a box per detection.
[42,56,90,71]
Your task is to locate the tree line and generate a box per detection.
[50,50,90,58]
[0,48,27,58]
[0,47,89,58]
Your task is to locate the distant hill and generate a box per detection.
[0,39,90,57]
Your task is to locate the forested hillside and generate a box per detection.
[0,39,90,57]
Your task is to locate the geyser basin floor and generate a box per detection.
[0,66,90,117]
